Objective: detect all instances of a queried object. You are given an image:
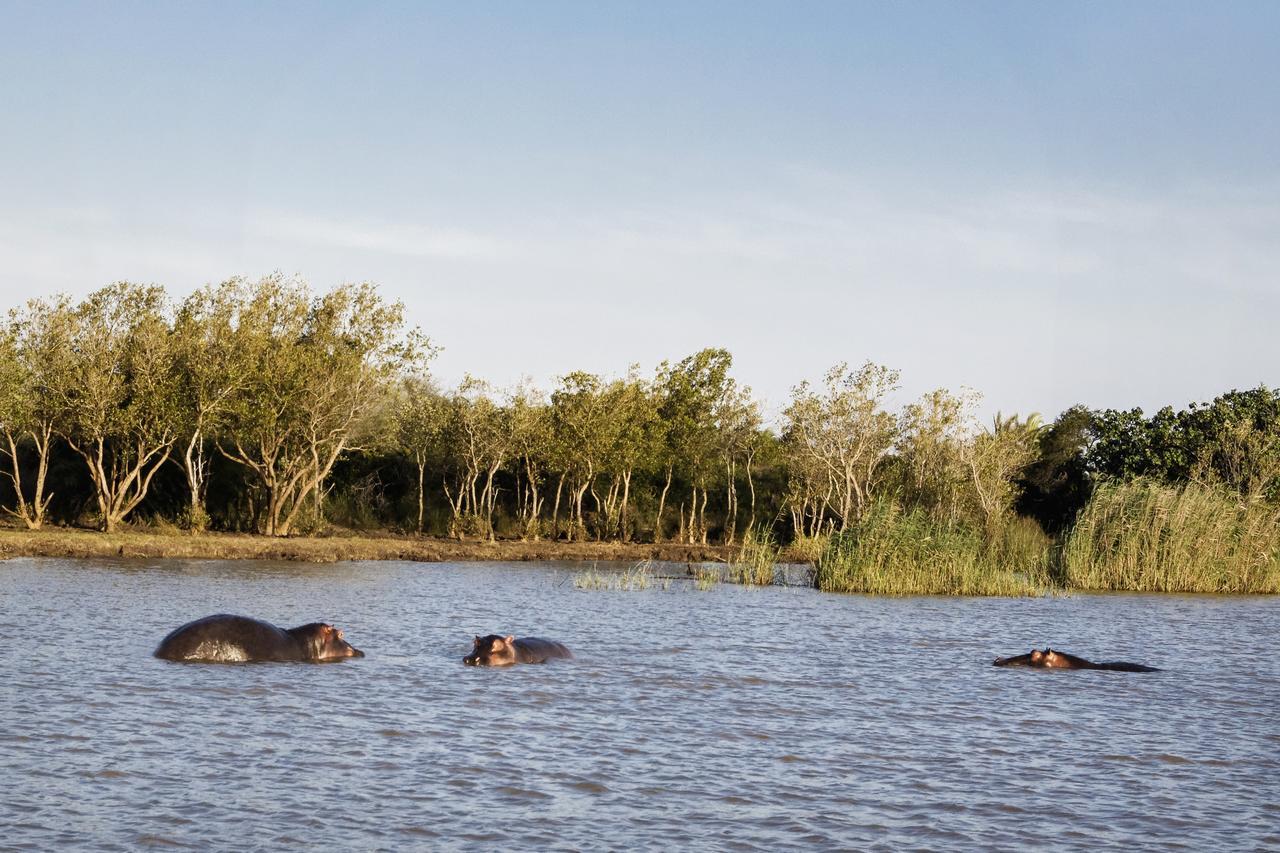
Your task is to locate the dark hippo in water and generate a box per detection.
[463,635,573,667]
[154,614,365,663]
[993,647,1159,672]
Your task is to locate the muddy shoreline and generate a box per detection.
[0,527,735,564]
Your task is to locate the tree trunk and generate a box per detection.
[572,479,591,543]
[523,457,543,541]
[655,465,673,543]
[686,485,697,544]
[1,425,55,530]
[551,471,565,540]
[415,454,426,535]
[698,487,709,545]
[620,469,632,543]
[724,457,737,546]
[71,436,173,533]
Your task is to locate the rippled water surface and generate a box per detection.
[2,557,1278,851]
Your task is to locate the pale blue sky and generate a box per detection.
[1,1,1277,421]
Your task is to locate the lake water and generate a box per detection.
[2,557,1277,851]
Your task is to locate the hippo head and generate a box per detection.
[292,623,365,660]
[1029,648,1048,666]
[1040,648,1070,668]
[464,634,518,667]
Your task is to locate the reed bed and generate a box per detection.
[573,560,665,591]
[1062,479,1280,593]
[813,500,1052,596]
[783,534,829,564]
[692,565,720,591]
[729,526,779,586]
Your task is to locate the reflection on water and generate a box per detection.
[2,557,1278,850]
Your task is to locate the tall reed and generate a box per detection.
[1061,479,1280,593]
[573,560,659,591]
[813,500,1052,596]
[729,525,779,586]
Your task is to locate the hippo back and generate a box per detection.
[513,637,573,664]
[154,614,303,662]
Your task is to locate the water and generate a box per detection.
[2,557,1277,851]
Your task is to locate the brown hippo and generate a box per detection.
[154,614,365,663]
[463,635,573,667]
[993,647,1159,672]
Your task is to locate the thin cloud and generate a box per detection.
[247,211,505,259]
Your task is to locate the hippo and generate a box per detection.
[993,647,1159,672]
[463,634,573,667]
[154,614,365,663]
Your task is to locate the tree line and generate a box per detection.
[1,277,1276,551]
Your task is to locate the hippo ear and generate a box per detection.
[504,635,515,645]
[474,635,481,645]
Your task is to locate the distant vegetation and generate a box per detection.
[1,277,1276,593]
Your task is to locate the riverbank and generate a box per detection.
[0,527,734,564]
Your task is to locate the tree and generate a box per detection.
[896,387,974,525]
[172,279,252,531]
[48,283,179,532]
[438,377,512,540]
[782,362,899,534]
[962,411,1042,532]
[654,348,736,544]
[0,298,71,529]
[395,375,448,534]
[1016,404,1094,532]
[218,276,419,536]
[597,370,661,541]
[1086,386,1280,502]
[715,382,762,545]
[507,380,552,540]
[550,372,612,541]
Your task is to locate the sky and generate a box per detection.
[1,1,1277,424]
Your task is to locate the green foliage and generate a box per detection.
[1016,405,1094,532]
[813,499,1052,596]
[177,504,211,534]
[1062,479,1280,593]
[1088,387,1280,498]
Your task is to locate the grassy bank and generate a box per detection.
[0,526,732,565]
[813,501,1054,596]
[1062,479,1280,593]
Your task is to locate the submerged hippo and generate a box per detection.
[993,647,1159,672]
[154,614,365,663]
[463,635,573,667]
